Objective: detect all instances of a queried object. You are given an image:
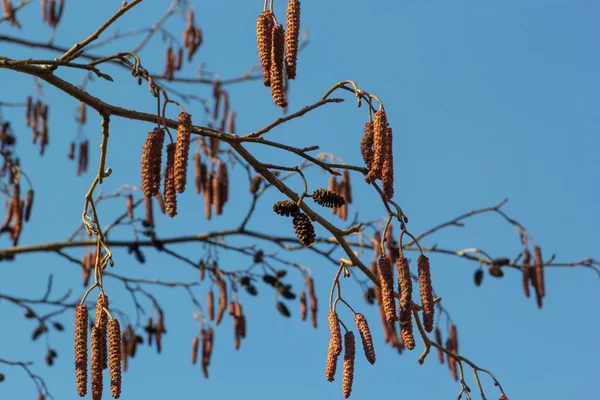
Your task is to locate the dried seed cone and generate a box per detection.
[273,200,300,217]
[285,0,301,79]
[378,255,396,324]
[312,188,346,208]
[417,255,435,332]
[175,112,192,193]
[342,331,355,399]
[141,128,165,197]
[207,290,215,320]
[164,143,177,217]
[397,257,415,350]
[191,337,199,364]
[95,294,109,370]
[293,213,315,247]
[108,318,122,399]
[381,127,394,200]
[90,327,103,400]
[365,109,388,183]
[354,313,375,364]
[270,24,287,108]
[360,121,375,169]
[257,11,274,86]
[74,304,88,397]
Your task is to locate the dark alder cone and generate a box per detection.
[207,290,215,320]
[74,304,88,397]
[125,194,134,219]
[381,127,394,200]
[249,175,263,194]
[270,24,287,108]
[300,292,307,321]
[24,188,34,222]
[285,0,301,79]
[417,255,435,332]
[354,313,376,364]
[94,294,109,371]
[293,213,316,247]
[342,331,355,399]
[378,255,396,324]
[108,319,122,399]
[474,269,484,286]
[276,301,291,317]
[191,337,199,364]
[435,328,444,364]
[193,152,203,194]
[360,121,374,168]
[164,143,177,217]
[522,249,531,298]
[312,188,346,208]
[141,128,165,197]
[397,257,415,350]
[365,109,388,184]
[256,11,275,86]
[489,265,504,278]
[175,112,192,193]
[90,327,103,400]
[273,200,300,217]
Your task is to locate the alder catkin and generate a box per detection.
[354,313,375,364]
[269,24,287,108]
[361,120,374,170]
[164,143,177,217]
[207,290,214,320]
[534,246,545,298]
[141,128,165,197]
[292,213,315,247]
[342,331,355,399]
[215,277,228,325]
[285,0,301,79]
[522,249,531,298]
[300,291,307,321]
[191,337,199,365]
[365,109,388,184]
[144,196,154,228]
[325,311,342,382]
[94,294,109,371]
[125,194,133,219]
[194,152,203,194]
[417,254,435,332]
[378,255,396,324]
[24,188,34,222]
[397,257,415,350]
[381,127,394,200]
[175,112,192,193]
[435,328,444,364]
[307,277,318,328]
[75,304,88,397]
[90,327,103,400]
[108,318,122,399]
[256,11,274,86]
[341,170,352,204]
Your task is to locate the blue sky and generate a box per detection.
[1,1,599,399]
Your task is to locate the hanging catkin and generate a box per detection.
[397,257,415,350]
[325,311,342,381]
[108,318,122,399]
[90,327,103,400]
[285,0,301,79]
[164,143,177,217]
[354,313,375,364]
[417,255,435,332]
[141,128,165,197]
[75,304,88,397]
[378,255,396,324]
[270,24,287,108]
[95,294,109,370]
[175,112,192,193]
[342,331,355,399]
[256,11,275,86]
[522,248,531,298]
[381,127,394,200]
[365,109,388,184]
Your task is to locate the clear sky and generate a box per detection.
[1,1,599,399]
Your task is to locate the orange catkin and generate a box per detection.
[365,109,388,184]
[307,277,318,328]
[354,313,375,364]
[285,0,301,79]
[397,257,415,350]
[90,327,103,400]
[534,246,545,298]
[300,291,307,321]
[207,290,215,320]
[141,128,165,197]
[325,311,342,382]
[378,255,396,324]
[164,143,177,217]
[360,120,375,170]
[381,127,394,200]
[435,327,444,364]
[342,331,355,399]
[256,11,274,86]
[75,304,88,397]
[215,277,228,325]
[522,249,531,298]
[191,337,199,364]
[108,318,122,399]
[94,294,109,370]
[125,194,133,219]
[417,254,435,332]
[175,112,192,193]
[194,152,203,194]
[269,24,287,108]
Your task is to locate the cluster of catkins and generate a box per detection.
[299,277,318,328]
[143,312,167,355]
[522,245,546,308]
[435,325,460,381]
[40,0,65,27]
[210,82,236,134]
[193,151,229,220]
[1,0,21,28]
[162,43,183,80]
[182,7,202,62]
[25,96,50,156]
[256,0,301,108]
[361,108,394,200]
[74,295,122,399]
[325,311,376,398]
[328,170,352,220]
[0,171,34,247]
